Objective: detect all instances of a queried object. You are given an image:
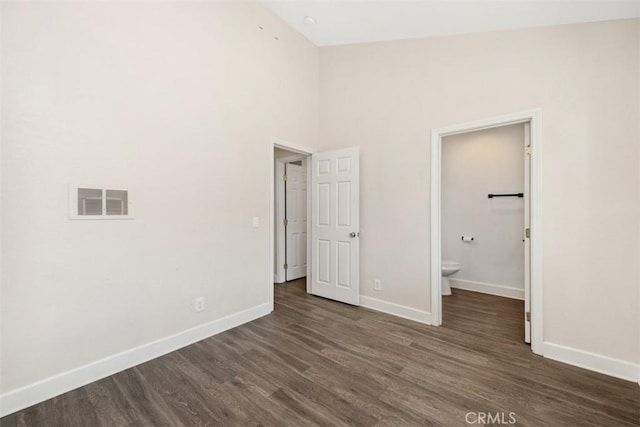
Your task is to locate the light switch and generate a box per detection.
[252,216,260,228]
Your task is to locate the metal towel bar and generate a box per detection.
[487,193,523,198]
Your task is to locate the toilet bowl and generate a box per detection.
[441,260,461,296]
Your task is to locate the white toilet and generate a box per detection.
[441,260,461,296]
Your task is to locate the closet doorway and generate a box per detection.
[274,148,309,283]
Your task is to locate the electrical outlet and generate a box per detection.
[195,297,205,312]
[252,216,260,228]
[373,279,382,291]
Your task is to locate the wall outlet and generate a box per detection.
[252,216,260,228]
[373,279,382,291]
[195,297,205,312]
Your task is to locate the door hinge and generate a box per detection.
[525,228,530,239]
[525,145,532,155]
[283,218,288,226]
[284,263,288,270]
[526,312,531,322]
[283,174,288,182]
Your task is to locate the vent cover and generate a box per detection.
[77,188,103,215]
[70,185,133,220]
[106,190,128,215]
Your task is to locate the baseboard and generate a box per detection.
[543,342,640,383]
[360,296,432,325]
[0,302,272,417]
[449,278,524,300]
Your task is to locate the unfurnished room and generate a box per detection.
[1,1,639,426]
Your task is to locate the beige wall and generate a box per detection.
[319,19,640,363]
[442,124,525,292]
[1,1,318,392]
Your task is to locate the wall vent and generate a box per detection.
[69,185,134,220]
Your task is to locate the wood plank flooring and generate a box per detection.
[3,280,639,426]
[443,288,525,343]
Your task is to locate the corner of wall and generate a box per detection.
[0,303,271,417]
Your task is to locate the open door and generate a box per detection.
[310,147,360,305]
[285,162,307,281]
[524,123,531,343]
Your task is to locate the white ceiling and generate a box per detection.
[262,1,640,46]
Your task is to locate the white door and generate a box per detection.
[524,123,531,343]
[285,162,307,281]
[310,147,360,305]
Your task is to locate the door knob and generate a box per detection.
[349,232,359,238]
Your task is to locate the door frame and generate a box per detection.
[269,137,314,310]
[274,153,308,284]
[430,109,544,355]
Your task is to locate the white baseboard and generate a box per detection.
[360,296,432,325]
[449,278,524,300]
[0,302,272,417]
[543,342,640,383]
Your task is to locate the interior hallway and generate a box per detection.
[2,279,638,426]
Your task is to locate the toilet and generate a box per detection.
[441,260,461,296]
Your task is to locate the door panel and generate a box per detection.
[311,147,360,305]
[524,123,531,343]
[285,163,307,281]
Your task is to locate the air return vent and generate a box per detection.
[69,185,134,219]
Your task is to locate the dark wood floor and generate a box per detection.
[443,288,525,344]
[3,280,639,426]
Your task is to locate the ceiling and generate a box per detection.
[262,1,640,46]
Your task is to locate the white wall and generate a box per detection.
[0,2,4,400]
[1,1,318,394]
[442,124,525,297]
[319,19,640,365]
[638,21,640,374]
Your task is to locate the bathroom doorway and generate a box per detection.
[440,123,526,344]
[430,110,542,355]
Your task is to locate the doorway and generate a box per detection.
[440,122,527,344]
[430,110,543,355]
[269,138,362,310]
[274,148,309,284]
